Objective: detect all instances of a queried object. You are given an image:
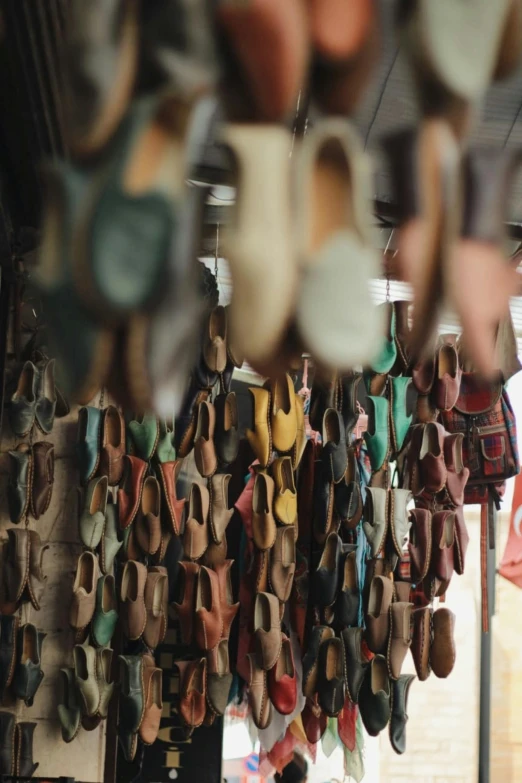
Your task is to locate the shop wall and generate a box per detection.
[0,394,106,782]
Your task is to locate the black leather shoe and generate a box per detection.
[302,626,334,699]
[214,392,239,465]
[313,463,334,544]
[358,655,391,736]
[7,445,32,524]
[0,712,15,776]
[0,615,19,693]
[341,627,367,704]
[334,550,359,629]
[13,624,46,707]
[338,372,367,440]
[390,673,416,754]
[309,374,337,433]
[317,637,345,717]
[334,448,363,530]
[314,532,342,610]
[321,409,347,483]
[16,721,38,778]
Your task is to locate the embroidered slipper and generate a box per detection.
[294,119,383,370]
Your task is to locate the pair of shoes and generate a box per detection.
[363,487,412,567]
[364,576,414,680]
[8,359,56,437]
[413,340,462,412]
[77,405,125,486]
[12,624,46,707]
[120,561,168,648]
[302,626,345,717]
[92,574,118,647]
[0,712,38,778]
[411,606,456,681]
[8,442,54,524]
[314,534,359,629]
[74,642,115,720]
[128,412,160,461]
[183,478,234,562]
[407,422,470,506]
[4,529,48,612]
[156,459,185,537]
[409,506,469,585]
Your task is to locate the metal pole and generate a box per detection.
[478,498,497,783]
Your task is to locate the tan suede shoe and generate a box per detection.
[246,387,272,468]
[254,591,282,670]
[194,401,217,478]
[387,602,413,680]
[210,473,234,545]
[270,527,296,603]
[143,566,168,650]
[139,661,163,745]
[120,560,147,640]
[70,551,99,630]
[365,575,394,654]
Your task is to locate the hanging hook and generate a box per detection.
[214,223,219,279]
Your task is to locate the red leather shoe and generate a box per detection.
[301,699,327,744]
[443,433,470,507]
[118,455,147,530]
[408,422,447,496]
[157,459,185,536]
[408,508,432,584]
[431,510,455,583]
[433,342,461,411]
[194,567,222,652]
[453,506,469,575]
[267,634,297,715]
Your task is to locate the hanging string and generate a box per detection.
[214,222,219,280]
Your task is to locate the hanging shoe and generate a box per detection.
[99,498,122,574]
[390,673,416,755]
[0,712,15,777]
[31,442,54,520]
[314,532,343,611]
[210,473,234,546]
[118,455,147,530]
[139,662,163,745]
[99,406,125,485]
[179,658,207,729]
[12,623,46,707]
[270,527,296,603]
[364,396,389,473]
[252,472,277,552]
[8,361,38,437]
[430,607,456,679]
[70,551,99,630]
[254,592,282,671]
[334,550,359,630]
[58,668,81,743]
[92,574,118,647]
[73,643,100,717]
[387,603,414,680]
[7,445,32,525]
[194,567,223,652]
[143,567,168,650]
[203,305,227,374]
[207,639,233,717]
[302,626,335,699]
[0,616,19,694]
[96,647,115,719]
[118,654,144,733]
[390,377,416,455]
[156,419,176,463]
[214,392,239,466]
[246,387,272,468]
[365,575,394,654]
[128,412,160,462]
[183,483,210,561]
[79,476,109,550]
[120,560,147,641]
[135,476,162,557]
[317,637,345,718]
[358,655,391,737]
[172,562,200,646]
[247,654,271,730]
[76,406,102,485]
[194,401,217,478]
[271,456,297,527]
[267,374,297,454]
[15,721,38,779]
[433,342,462,411]
[295,119,383,370]
[157,459,185,537]
[220,125,297,367]
[362,487,388,559]
[214,560,240,641]
[267,634,297,716]
[35,358,56,434]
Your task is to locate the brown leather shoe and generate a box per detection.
[99,405,125,485]
[207,639,233,716]
[252,472,277,551]
[454,506,469,575]
[157,459,185,536]
[430,607,456,678]
[203,306,227,373]
[272,456,297,527]
[194,567,222,652]
[139,664,163,745]
[135,476,162,556]
[120,560,147,640]
[365,576,394,654]
[269,526,296,603]
[246,387,272,468]
[214,560,239,640]
[27,531,48,611]
[172,562,199,645]
[30,442,54,520]
[268,373,297,454]
[183,483,210,561]
[408,422,447,496]
[412,607,432,682]
[254,592,282,670]
[202,537,228,568]
[247,653,271,730]
[431,510,455,583]
[70,551,99,630]
[387,602,413,680]
[412,356,436,395]
[433,342,461,411]
[443,433,470,507]
[143,567,168,650]
[194,401,217,478]
[408,509,432,583]
[118,455,147,530]
[179,658,207,729]
[210,473,233,545]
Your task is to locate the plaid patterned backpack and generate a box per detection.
[441,373,519,505]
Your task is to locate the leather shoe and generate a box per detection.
[135,476,162,556]
[0,712,15,776]
[272,456,297,527]
[172,561,199,646]
[270,526,296,603]
[120,560,147,640]
[7,444,32,525]
[79,476,108,549]
[99,498,122,574]
[432,510,456,583]
[214,392,240,465]
[13,623,46,707]
[128,412,159,462]
[364,396,389,472]
[99,405,125,485]
[335,550,359,629]
[388,602,413,680]
[444,433,470,507]
[183,482,210,560]
[92,574,118,647]
[9,361,38,437]
[254,591,282,671]
[143,566,168,650]
[412,607,432,682]
[362,487,388,558]
[433,342,461,411]
[341,627,367,704]
[210,473,234,544]
[321,408,348,482]
[315,532,342,610]
[194,566,222,651]
[157,459,185,536]
[58,668,81,743]
[246,387,272,467]
[0,615,19,693]
[268,373,297,453]
[70,551,99,630]
[390,673,415,755]
[214,559,239,640]
[358,654,391,736]
[203,305,227,373]
[302,625,334,699]
[317,636,345,717]
[430,607,456,678]
[267,634,297,715]
[365,575,394,654]
[252,472,277,551]
[194,400,217,478]
[118,455,147,529]
[247,653,271,730]
[74,642,100,717]
[335,446,363,530]
[35,358,56,434]
[408,508,432,583]
[119,654,144,732]
[207,639,233,716]
[179,657,207,729]
[76,406,102,485]
[139,660,163,745]
[31,442,54,520]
